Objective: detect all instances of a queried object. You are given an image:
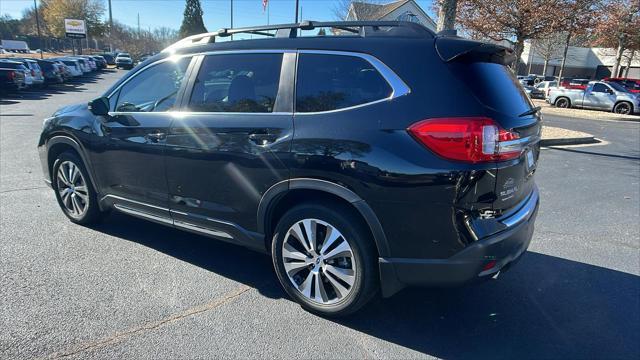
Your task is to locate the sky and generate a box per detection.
[1,0,436,33]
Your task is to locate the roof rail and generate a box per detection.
[163,21,433,52]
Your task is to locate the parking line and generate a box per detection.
[45,285,252,359]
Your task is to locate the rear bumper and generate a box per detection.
[379,187,539,297]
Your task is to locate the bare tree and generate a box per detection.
[530,33,566,76]
[436,0,458,32]
[333,0,383,20]
[457,0,563,69]
[555,0,600,83]
[592,0,640,77]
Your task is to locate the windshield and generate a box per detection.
[607,82,630,93]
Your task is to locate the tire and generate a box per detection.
[555,97,570,108]
[271,202,378,317]
[52,151,103,225]
[613,102,632,115]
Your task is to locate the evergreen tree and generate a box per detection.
[179,0,207,38]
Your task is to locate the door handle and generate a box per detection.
[248,132,277,145]
[146,132,166,143]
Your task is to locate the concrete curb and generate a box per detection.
[540,136,599,146]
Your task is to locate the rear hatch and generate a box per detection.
[436,37,541,215]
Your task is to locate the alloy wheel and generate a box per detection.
[281,219,356,305]
[614,103,630,115]
[56,160,89,218]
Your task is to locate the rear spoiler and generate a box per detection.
[435,36,515,65]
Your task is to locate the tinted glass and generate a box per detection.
[606,82,629,92]
[189,53,282,113]
[296,54,392,112]
[451,62,534,116]
[114,58,190,112]
[592,83,609,92]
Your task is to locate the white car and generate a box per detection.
[115,53,133,69]
[535,80,558,99]
[59,59,83,77]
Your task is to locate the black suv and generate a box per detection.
[38,21,540,316]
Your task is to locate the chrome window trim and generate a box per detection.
[294,49,411,115]
[106,49,410,117]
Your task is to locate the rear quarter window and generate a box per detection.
[295,53,392,113]
[451,62,534,116]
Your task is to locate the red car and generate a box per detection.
[560,78,589,90]
[603,77,640,93]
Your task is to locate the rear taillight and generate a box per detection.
[31,69,35,76]
[7,71,15,80]
[408,117,522,163]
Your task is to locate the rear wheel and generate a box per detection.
[271,202,378,316]
[613,102,632,115]
[52,152,103,225]
[555,97,571,108]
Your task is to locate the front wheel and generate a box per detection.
[613,102,632,115]
[52,151,104,225]
[271,202,378,317]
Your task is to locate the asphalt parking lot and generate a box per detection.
[1,70,639,359]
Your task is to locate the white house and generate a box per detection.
[346,0,437,32]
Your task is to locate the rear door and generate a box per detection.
[164,51,294,244]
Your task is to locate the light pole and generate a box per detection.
[295,0,300,23]
[108,0,113,52]
[33,0,43,58]
[230,0,234,40]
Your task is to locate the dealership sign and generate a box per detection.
[64,19,86,39]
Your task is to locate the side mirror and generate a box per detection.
[88,97,110,116]
[606,89,614,95]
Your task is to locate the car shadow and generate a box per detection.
[93,213,639,359]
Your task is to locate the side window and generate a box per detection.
[296,54,392,113]
[188,53,283,113]
[592,83,608,93]
[114,57,190,112]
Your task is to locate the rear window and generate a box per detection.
[452,62,534,116]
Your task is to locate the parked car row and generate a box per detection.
[0,55,109,94]
[547,80,640,115]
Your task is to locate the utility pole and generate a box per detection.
[137,13,140,37]
[230,0,234,40]
[33,0,43,58]
[108,0,113,52]
[295,0,300,23]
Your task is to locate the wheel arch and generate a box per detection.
[46,136,101,200]
[258,178,391,257]
[613,100,633,114]
[555,96,571,107]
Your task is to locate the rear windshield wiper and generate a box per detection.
[519,106,541,118]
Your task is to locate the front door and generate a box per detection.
[165,52,294,247]
[90,57,193,220]
[584,83,615,110]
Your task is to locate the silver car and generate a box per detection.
[548,81,640,115]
